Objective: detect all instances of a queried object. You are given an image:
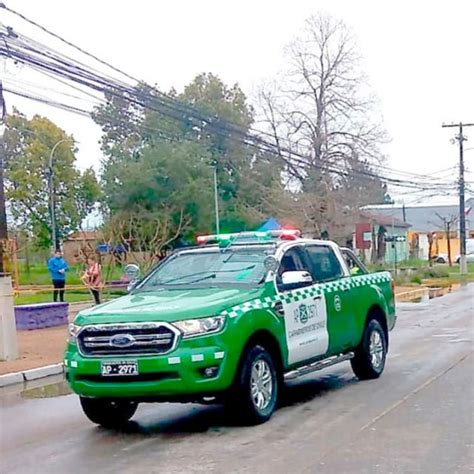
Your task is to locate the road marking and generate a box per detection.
[356,352,471,435]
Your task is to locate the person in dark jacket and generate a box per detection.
[47,249,69,302]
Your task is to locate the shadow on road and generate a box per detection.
[107,370,355,436]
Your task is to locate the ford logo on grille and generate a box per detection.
[110,334,135,348]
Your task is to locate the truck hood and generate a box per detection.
[74,286,263,325]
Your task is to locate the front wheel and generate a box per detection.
[351,319,387,380]
[80,397,137,428]
[228,345,279,425]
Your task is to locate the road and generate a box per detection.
[1,285,473,474]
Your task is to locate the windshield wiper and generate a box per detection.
[159,265,256,285]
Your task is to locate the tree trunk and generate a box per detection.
[447,224,452,267]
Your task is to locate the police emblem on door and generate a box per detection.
[284,290,329,364]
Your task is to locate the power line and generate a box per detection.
[0,19,459,194]
[0,2,139,84]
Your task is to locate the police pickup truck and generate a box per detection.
[65,230,396,427]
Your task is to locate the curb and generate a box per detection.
[0,363,64,387]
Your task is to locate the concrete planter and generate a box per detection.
[15,302,69,330]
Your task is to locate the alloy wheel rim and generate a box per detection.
[250,359,273,410]
[369,330,384,369]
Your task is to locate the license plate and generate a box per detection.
[101,360,138,377]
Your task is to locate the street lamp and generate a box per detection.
[48,138,68,251]
[213,163,220,234]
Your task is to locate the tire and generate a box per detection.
[80,397,137,428]
[436,257,445,264]
[228,345,279,425]
[351,319,387,380]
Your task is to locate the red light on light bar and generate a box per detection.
[267,229,301,240]
[280,231,298,240]
[196,236,207,244]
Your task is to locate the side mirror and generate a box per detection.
[280,270,313,291]
[124,264,141,292]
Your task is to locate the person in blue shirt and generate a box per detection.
[47,249,69,302]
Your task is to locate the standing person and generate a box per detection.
[81,255,103,305]
[47,249,69,302]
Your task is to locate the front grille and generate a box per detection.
[76,372,180,383]
[77,323,179,356]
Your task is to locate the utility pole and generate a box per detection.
[0,80,7,273]
[0,80,18,361]
[442,122,474,275]
[0,140,7,274]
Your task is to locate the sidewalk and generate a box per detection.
[0,302,92,375]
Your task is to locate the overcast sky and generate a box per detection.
[2,0,473,205]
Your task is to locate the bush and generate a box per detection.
[410,274,423,285]
[421,267,450,279]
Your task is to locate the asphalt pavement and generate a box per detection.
[1,285,473,474]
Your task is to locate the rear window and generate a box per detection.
[305,245,344,282]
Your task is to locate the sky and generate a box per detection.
[2,0,474,206]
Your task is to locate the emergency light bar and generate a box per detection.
[196,229,301,245]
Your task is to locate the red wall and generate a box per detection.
[355,223,372,250]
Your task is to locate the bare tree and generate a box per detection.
[434,213,458,267]
[427,232,436,267]
[102,209,190,273]
[258,13,387,242]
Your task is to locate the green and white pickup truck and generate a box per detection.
[65,230,396,427]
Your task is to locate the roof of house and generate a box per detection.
[65,230,98,241]
[359,211,411,228]
[362,197,474,233]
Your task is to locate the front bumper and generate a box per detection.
[64,335,239,400]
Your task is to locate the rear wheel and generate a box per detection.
[351,319,387,380]
[228,345,278,425]
[80,397,137,428]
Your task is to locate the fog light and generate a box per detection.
[202,366,219,378]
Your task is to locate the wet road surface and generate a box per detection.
[1,285,473,473]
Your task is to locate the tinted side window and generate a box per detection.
[277,246,309,277]
[305,245,344,282]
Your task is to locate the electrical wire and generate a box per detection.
[0,16,459,194]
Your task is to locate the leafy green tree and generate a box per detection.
[2,109,101,248]
[94,73,288,245]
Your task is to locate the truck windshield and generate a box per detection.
[135,247,270,290]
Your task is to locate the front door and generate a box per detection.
[277,246,330,365]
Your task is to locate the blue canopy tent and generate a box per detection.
[257,218,281,231]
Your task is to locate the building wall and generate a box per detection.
[63,239,96,263]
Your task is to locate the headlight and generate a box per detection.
[68,323,82,343]
[174,316,225,338]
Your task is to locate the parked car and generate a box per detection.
[455,252,474,264]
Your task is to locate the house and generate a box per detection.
[362,198,474,260]
[354,211,411,264]
[62,230,98,263]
